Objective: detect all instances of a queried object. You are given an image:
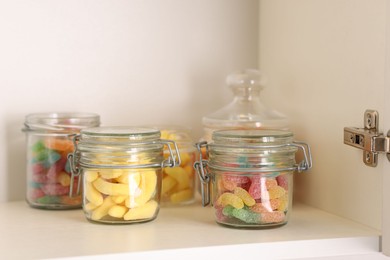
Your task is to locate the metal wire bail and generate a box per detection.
[68,134,81,197]
[194,141,211,206]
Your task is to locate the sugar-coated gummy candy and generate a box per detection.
[123,200,158,221]
[44,138,74,153]
[276,174,289,190]
[250,203,271,213]
[29,188,45,201]
[36,195,62,204]
[261,211,285,223]
[85,170,99,183]
[266,186,286,199]
[216,192,244,209]
[61,195,82,206]
[233,187,255,206]
[41,183,69,196]
[265,178,278,189]
[228,207,261,224]
[277,194,289,212]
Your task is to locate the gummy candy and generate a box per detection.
[93,177,129,196]
[108,205,128,218]
[91,196,116,221]
[170,189,193,204]
[223,205,261,224]
[85,182,103,206]
[41,183,69,196]
[123,200,158,221]
[216,192,244,209]
[261,211,285,224]
[266,186,286,199]
[36,195,62,204]
[233,187,255,207]
[126,170,157,207]
[276,174,289,190]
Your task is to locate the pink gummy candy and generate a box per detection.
[41,184,70,196]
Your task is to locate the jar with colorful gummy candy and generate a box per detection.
[159,126,196,206]
[194,129,312,228]
[68,126,181,224]
[23,112,100,209]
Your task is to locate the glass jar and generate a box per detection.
[68,126,180,224]
[159,126,197,206]
[202,69,289,143]
[23,112,100,209]
[194,129,312,228]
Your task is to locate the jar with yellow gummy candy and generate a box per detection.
[159,126,196,206]
[194,129,312,228]
[23,112,100,209]
[68,126,180,224]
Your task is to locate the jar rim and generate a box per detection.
[24,112,100,132]
[80,126,160,141]
[212,129,293,145]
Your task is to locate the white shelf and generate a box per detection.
[0,201,381,259]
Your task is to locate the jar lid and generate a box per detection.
[211,129,294,146]
[80,126,160,142]
[24,112,100,132]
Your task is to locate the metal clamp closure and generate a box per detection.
[68,134,81,197]
[160,139,181,168]
[194,141,211,206]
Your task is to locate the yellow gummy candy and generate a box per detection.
[164,167,189,190]
[170,189,193,204]
[111,195,126,204]
[99,169,123,179]
[93,177,129,196]
[233,187,255,207]
[267,186,286,199]
[216,192,244,209]
[56,172,70,187]
[162,175,177,194]
[277,194,289,212]
[91,196,116,221]
[115,170,141,187]
[123,200,158,221]
[126,170,157,208]
[84,202,98,211]
[179,152,191,166]
[85,181,103,206]
[85,170,99,183]
[108,205,128,218]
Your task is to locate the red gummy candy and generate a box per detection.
[31,172,47,183]
[223,175,250,184]
[276,175,289,190]
[29,188,45,201]
[248,181,261,199]
[32,163,46,175]
[41,184,70,196]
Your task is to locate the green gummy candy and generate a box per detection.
[36,196,61,204]
[232,208,261,224]
[29,182,42,189]
[222,205,235,216]
[32,140,46,153]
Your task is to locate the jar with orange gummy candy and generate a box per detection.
[68,126,181,224]
[158,126,197,206]
[194,129,312,228]
[23,112,100,209]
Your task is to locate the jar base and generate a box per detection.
[27,201,81,210]
[215,220,288,229]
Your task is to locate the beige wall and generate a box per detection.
[0,0,258,202]
[259,0,388,230]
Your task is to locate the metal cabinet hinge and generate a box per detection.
[344,109,390,167]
